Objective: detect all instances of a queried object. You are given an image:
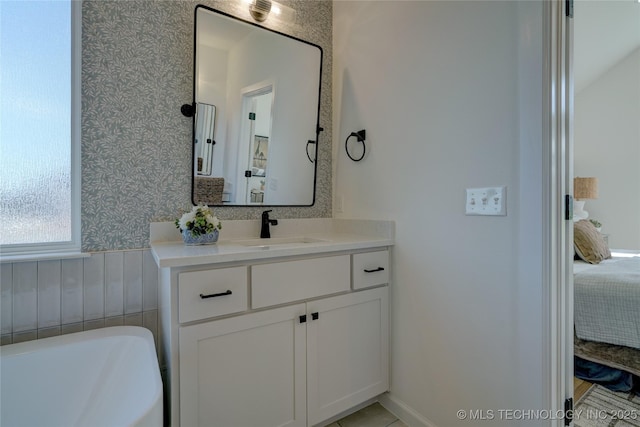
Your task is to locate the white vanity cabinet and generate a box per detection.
[179,303,307,427]
[155,245,391,427]
[306,286,389,426]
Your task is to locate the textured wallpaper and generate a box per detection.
[82,0,332,251]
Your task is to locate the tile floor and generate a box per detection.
[328,381,596,427]
[327,402,408,427]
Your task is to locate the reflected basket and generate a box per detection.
[182,229,219,245]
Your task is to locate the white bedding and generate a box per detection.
[574,254,640,349]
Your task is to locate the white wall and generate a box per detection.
[573,0,640,94]
[574,48,640,250]
[333,2,546,426]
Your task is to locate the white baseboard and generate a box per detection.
[378,392,439,427]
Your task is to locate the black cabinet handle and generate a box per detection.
[311,312,319,320]
[199,290,232,299]
[300,315,307,323]
[364,267,385,273]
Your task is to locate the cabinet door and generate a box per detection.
[306,287,389,426]
[180,303,307,427]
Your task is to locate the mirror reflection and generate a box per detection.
[194,103,216,176]
[192,6,322,206]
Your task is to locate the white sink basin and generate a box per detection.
[233,236,328,247]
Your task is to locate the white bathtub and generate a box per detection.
[1,326,163,427]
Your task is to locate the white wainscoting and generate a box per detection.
[0,249,158,350]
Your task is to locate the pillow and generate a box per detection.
[574,219,611,264]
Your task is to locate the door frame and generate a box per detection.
[544,0,574,425]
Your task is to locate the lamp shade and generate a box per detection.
[574,177,598,200]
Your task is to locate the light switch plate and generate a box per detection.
[465,186,507,216]
[335,195,344,213]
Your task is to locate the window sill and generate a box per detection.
[0,251,91,264]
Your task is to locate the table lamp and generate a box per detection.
[573,177,598,221]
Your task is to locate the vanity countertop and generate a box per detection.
[150,219,395,268]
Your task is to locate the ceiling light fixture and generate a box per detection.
[244,0,295,23]
[247,0,271,22]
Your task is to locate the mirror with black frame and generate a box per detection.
[191,5,322,206]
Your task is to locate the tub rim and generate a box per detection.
[0,325,156,356]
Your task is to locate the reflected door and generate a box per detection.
[240,89,273,205]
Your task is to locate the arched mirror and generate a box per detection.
[190,5,323,206]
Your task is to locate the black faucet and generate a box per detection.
[260,210,278,238]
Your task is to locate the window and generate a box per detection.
[0,0,81,257]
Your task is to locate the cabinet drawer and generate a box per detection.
[179,267,247,323]
[252,255,350,309]
[352,250,389,290]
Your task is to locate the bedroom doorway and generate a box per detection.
[236,83,274,205]
[568,0,640,413]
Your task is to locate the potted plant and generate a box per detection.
[589,219,602,233]
[175,205,222,245]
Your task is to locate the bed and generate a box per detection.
[571,220,640,390]
[574,254,640,350]
[572,219,640,350]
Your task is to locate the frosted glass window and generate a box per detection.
[1,1,76,247]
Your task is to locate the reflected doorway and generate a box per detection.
[238,86,273,205]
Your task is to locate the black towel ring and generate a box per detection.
[306,140,316,163]
[306,126,324,163]
[345,130,366,162]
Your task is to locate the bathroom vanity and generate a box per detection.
[151,219,394,427]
